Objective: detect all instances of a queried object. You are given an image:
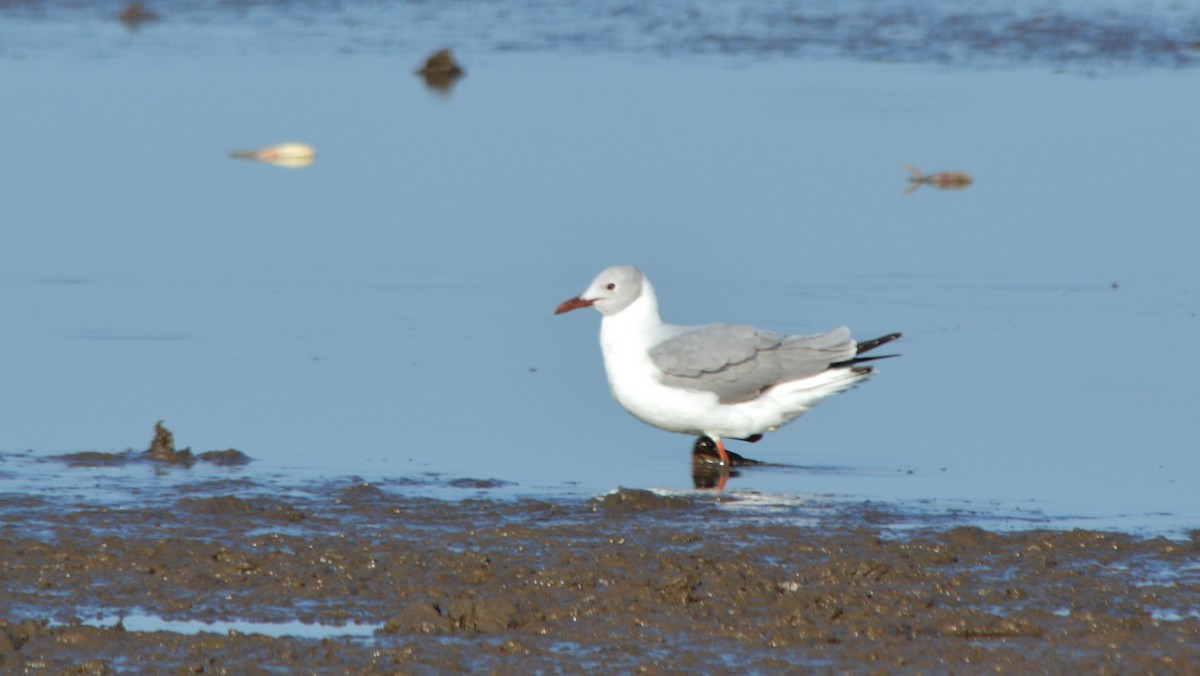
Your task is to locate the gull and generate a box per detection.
[555,266,900,475]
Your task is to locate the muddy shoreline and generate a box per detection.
[7,0,1200,70]
[2,463,1199,674]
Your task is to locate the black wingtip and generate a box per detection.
[830,332,902,369]
[856,332,903,356]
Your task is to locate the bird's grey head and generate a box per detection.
[555,265,645,317]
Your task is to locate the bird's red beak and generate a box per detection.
[555,296,595,315]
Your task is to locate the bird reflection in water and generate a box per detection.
[691,436,764,490]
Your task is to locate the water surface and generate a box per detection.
[0,1,1197,535]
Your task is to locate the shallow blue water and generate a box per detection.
[0,3,1198,534]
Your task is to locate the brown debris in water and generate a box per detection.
[145,420,194,465]
[229,142,316,169]
[53,451,129,467]
[447,478,514,489]
[903,163,974,194]
[595,487,696,512]
[51,423,251,468]
[117,2,158,29]
[196,449,252,466]
[145,421,251,466]
[417,49,466,92]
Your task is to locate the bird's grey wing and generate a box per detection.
[650,325,858,404]
[649,324,779,376]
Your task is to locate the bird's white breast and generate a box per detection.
[598,300,728,436]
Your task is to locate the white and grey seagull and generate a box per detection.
[555,265,900,477]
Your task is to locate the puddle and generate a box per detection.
[76,615,381,639]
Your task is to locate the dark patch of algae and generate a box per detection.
[1,429,1198,672]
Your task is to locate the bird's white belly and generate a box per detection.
[600,340,864,440]
[601,344,761,438]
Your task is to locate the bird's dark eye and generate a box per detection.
[606,283,616,290]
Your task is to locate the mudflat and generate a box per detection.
[2,459,1198,674]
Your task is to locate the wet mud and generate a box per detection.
[5,0,1199,69]
[2,473,1199,673]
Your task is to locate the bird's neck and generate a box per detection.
[600,283,664,353]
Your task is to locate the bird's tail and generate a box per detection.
[832,332,902,368]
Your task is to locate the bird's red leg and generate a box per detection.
[714,437,731,492]
[714,437,731,467]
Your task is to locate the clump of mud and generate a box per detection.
[51,421,251,468]
[1,476,1198,673]
[595,487,696,511]
[416,48,465,92]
